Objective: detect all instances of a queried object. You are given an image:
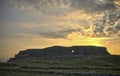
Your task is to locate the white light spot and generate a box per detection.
[72,50,75,53]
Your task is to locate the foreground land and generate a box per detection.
[0,55,120,76]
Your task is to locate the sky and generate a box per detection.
[0,0,120,61]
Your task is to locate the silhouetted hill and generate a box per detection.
[8,46,110,61]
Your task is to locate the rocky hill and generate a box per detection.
[8,46,110,61]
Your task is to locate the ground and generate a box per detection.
[0,55,120,76]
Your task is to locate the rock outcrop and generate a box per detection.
[8,46,110,61]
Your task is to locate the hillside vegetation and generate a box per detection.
[0,55,120,76]
[0,46,119,76]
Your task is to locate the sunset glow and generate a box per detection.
[0,0,120,61]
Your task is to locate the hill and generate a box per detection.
[0,46,120,76]
[8,46,110,61]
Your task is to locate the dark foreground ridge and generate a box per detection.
[8,46,110,61]
[0,68,120,76]
[2,46,120,76]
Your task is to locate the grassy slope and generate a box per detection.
[0,55,120,76]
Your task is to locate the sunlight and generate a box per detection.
[87,40,102,46]
[67,32,103,46]
[87,38,103,46]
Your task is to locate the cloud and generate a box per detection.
[115,20,120,30]
[10,0,117,15]
[10,0,72,16]
[0,20,78,39]
[70,0,116,13]
[2,0,120,39]
[25,22,77,39]
[36,29,76,39]
[115,20,120,36]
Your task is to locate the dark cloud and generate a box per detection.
[32,28,76,39]
[10,0,72,16]
[2,0,120,38]
[70,0,116,13]
[115,20,120,30]
[0,21,77,39]
[10,0,117,15]
[90,5,120,37]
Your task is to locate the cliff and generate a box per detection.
[8,46,110,61]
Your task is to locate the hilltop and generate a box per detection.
[8,46,110,61]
